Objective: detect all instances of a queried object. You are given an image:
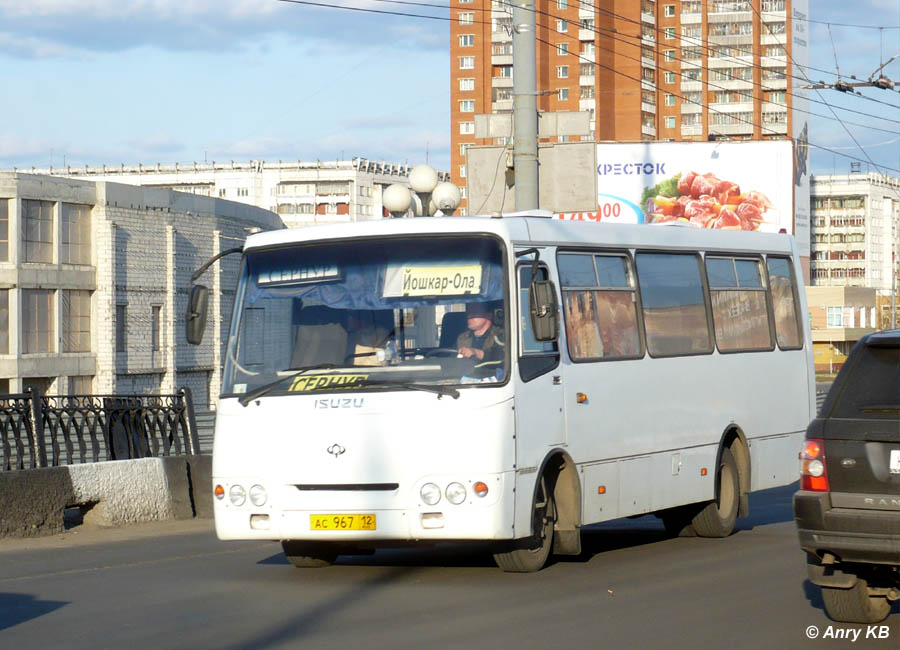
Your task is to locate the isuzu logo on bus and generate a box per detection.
[327,444,346,458]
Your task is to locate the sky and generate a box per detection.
[0,0,897,177]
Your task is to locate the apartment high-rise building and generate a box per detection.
[810,173,900,293]
[450,0,806,214]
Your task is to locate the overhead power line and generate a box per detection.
[274,0,900,173]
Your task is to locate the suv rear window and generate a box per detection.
[831,343,900,420]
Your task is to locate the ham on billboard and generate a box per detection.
[557,141,799,240]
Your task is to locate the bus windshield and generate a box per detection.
[222,235,508,398]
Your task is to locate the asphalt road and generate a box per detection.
[1,484,898,650]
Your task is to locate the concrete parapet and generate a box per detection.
[0,455,212,538]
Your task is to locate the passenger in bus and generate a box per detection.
[457,301,504,363]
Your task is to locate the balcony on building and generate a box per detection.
[641,101,657,114]
[681,12,702,24]
[709,122,754,136]
[707,55,754,69]
[580,75,594,87]
[579,28,595,41]
[493,99,513,111]
[492,76,514,88]
[680,80,703,92]
[680,102,702,114]
[760,0,787,15]
[641,123,657,137]
[681,125,704,137]
[761,55,788,67]
[761,32,787,46]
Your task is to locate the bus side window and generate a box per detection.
[766,256,803,349]
[558,252,642,362]
[518,265,559,381]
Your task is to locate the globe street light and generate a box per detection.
[382,165,461,218]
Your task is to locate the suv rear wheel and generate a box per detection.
[822,578,891,624]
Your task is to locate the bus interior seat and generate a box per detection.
[291,305,349,367]
[439,311,468,349]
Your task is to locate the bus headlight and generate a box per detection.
[420,482,441,506]
[229,484,246,506]
[249,484,267,506]
[445,482,467,505]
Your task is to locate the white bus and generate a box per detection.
[186,212,815,572]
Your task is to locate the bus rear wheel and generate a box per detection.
[281,541,338,568]
[692,447,739,538]
[494,476,555,573]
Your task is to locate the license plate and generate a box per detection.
[310,514,376,531]
[890,450,900,475]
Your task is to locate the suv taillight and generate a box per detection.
[800,438,829,491]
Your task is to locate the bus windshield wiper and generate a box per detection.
[368,380,460,400]
[238,363,337,407]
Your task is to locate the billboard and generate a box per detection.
[557,141,808,255]
[791,0,811,257]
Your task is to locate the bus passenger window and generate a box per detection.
[767,257,802,349]
[706,257,772,352]
[635,252,712,357]
[558,253,641,361]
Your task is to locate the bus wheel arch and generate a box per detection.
[544,450,581,556]
[719,427,751,519]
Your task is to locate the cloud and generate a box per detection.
[0,0,450,57]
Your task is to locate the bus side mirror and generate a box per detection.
[186,284,209,345]
[529,280,559,342]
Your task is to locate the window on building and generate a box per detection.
[116,304,127,353]
[557,65,569,79]
[664,5,675,17]
[664,116,675,128]
[0,199,8,261]
[62,290,91,353]
[459,77,475,91]
[0,289,7,354]
[664,93,676,106]
[580,63,594,77]
[460,121,475,135]
[218,188,226,197]
[664,49,675,62]
[459,100,475,112]
[580,86,595,99]
[152,305,162,352]
[60,203,91,265]
[237,188,249,197]
[459,56,475,69]
[459,34,474,47]
[558,88,569,100]
[458,12,474,25]
[767,91,786,104]
[557,43,568,56]
[496,65,513,78]
[23,199,54,263]
[664,26,675,39]
[23,289,55,354]
[826,306,843,328]
[68,375,93,394]
[664,71,676,83]
[557,19,567,33]
[459,143,470,157]
[557,0,567,9]
[459,165,467,178]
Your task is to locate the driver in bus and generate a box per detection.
[457,301,504,363]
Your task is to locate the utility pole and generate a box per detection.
[512,0,539,210]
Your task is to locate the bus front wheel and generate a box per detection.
[281,541,338,568]
[494,476,555,573]
[692,447,739,538]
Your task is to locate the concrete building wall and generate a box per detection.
[805,285,878,372]
[0,172,282,408]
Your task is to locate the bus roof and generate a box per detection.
[243,215,799,257]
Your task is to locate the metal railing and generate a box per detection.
[1,388,200,472]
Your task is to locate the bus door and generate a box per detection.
[513,260,566,467]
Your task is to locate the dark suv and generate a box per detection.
[794,329,900,623]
